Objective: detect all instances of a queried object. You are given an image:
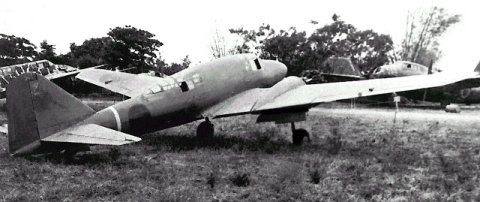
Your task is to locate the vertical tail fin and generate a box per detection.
[475,60,480,73]
[7,73,95,155]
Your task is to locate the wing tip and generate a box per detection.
[123,135,142,144]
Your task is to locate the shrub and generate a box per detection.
[326,128,342,155]
[109,147,121,162]
[206,172,216,188]
[269,163,303,193]
[307,160,328,184]
[230,172,250,187]
[309,169,322,184]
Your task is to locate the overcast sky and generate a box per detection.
[1,0,479,71]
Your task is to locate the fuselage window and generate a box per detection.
[150,85,163,94]
[15,66,23,74]
[180,81,189,92]
[254,59,262,70]
[192,74,202,84]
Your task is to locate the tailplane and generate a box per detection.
[7,73,95,155]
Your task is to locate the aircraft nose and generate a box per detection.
[261,59,287,87]
[277,61,288,76]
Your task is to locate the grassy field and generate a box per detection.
[1,103,480,201]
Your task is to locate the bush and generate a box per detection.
[307,160,328,184]
[230,172,250,187]
[326,134,342,155]
[206,172,216,189]
[269,163,303,193]
[309,169,322,184]
[109,147,121,162]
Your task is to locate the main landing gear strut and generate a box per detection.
[291,122,310,145]
[196,118,310,145]
[197,117,214,139]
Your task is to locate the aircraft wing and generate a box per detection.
[76,69,162,97]
[203,88,268,118]
[46,70,83,80]
[204,72,480,118]
[42,124,141,145]
[46,64,105,80]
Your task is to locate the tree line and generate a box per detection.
[1,8,460,79]
[213,9,460,77]
[0,25,189,75]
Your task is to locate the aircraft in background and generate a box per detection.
[370,61,442,78]
[307,57,480,106]
[0,60,95,98]
[371,60,480,106]
[302,56,364,83]
[6,54,480,156]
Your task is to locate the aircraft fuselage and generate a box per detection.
[81,55,287,135]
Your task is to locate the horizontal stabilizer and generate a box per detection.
[41,124,141,145]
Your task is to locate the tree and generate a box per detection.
[229,24,274,55]
[210,28,233,58]
[155,55,191,76]
[229,15,394,76]
[307,15,393,73]
[347,30,394,72]
[106,25,163,73]
[181,55,191,68]
[69,37,112,68]
[38,40,58,62]
[261,27,309,76]
[399,7,461,66]
[230,24,310,75]
[0,34,37,66]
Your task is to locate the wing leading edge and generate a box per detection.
[204,72,480,118]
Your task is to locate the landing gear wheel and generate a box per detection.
[440,100,451,108]
[291,122,310,145]
[197,117,214,139]
[61,144,89,164]
[62,149,78,164]
[292,129,309,145]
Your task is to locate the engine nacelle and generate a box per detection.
[456,87,480,104]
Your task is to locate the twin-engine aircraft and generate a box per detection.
[6,54,480,156]
[371,61,480,106]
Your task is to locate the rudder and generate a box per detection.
[7,73,95,155]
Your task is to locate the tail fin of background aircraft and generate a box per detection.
[7,73,96,155]
[475,60,480,73]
